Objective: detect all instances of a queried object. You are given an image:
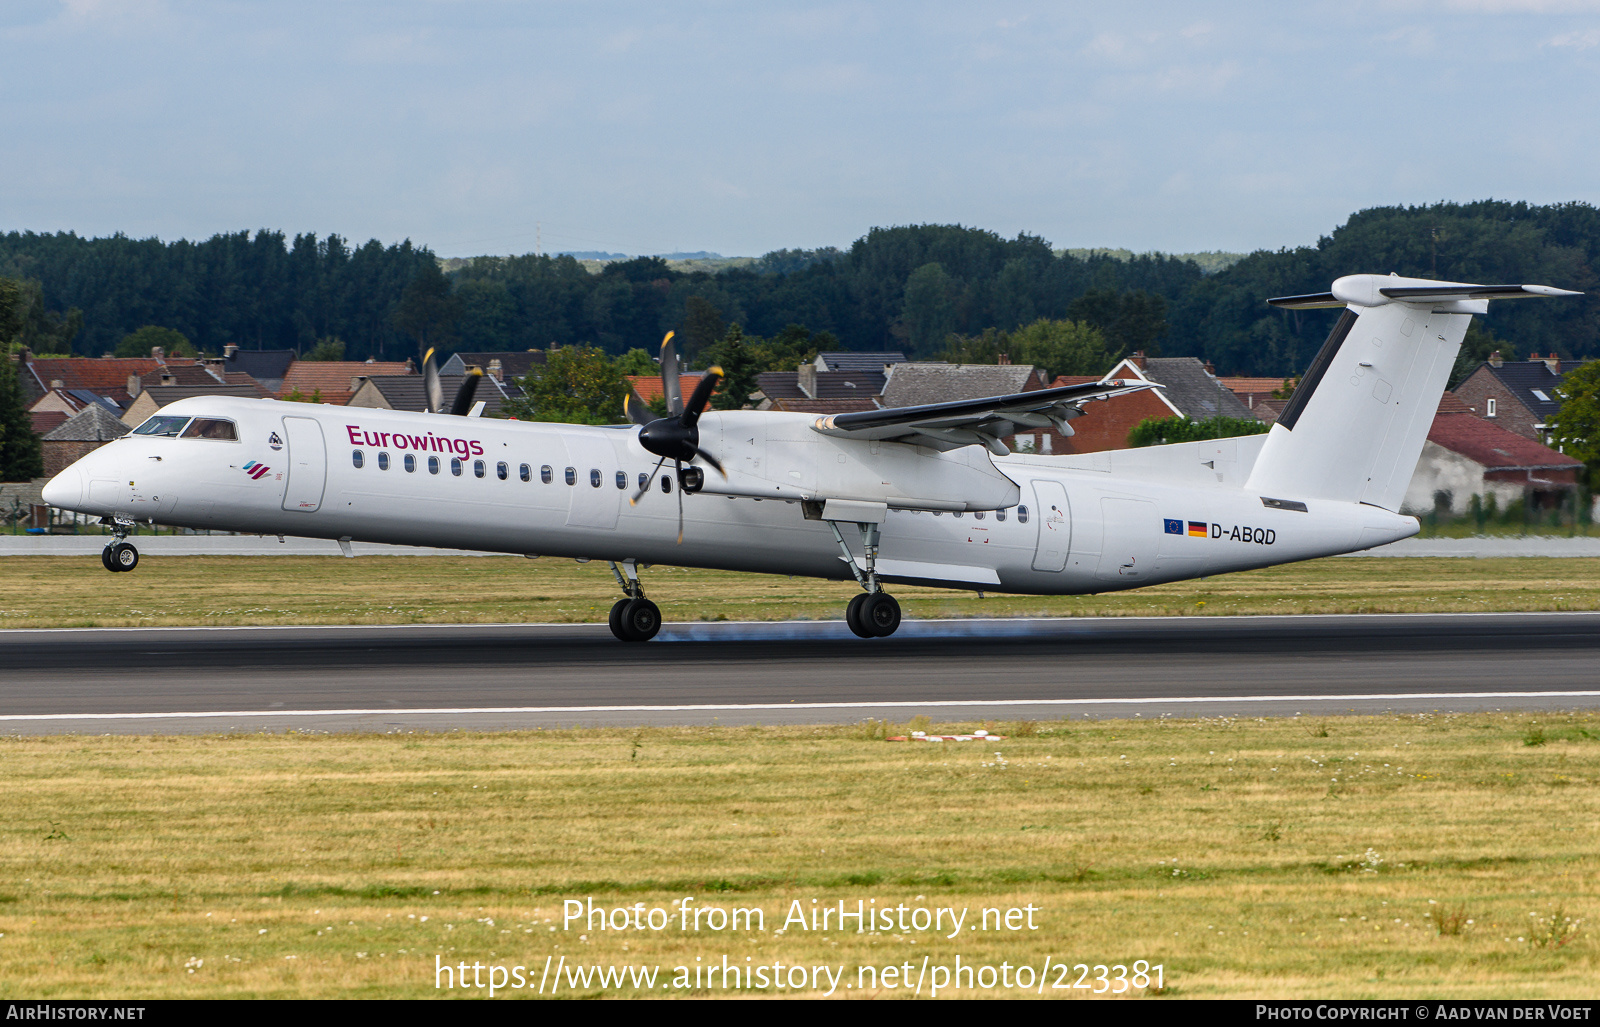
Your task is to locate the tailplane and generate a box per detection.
[1244,275,1581,511]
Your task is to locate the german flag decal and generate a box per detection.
[1188,520,1207,537]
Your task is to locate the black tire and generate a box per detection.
[608,598,632,641]
[102,546,117,572]
[845,593,874,639]
[111,543,139,572]
[621,598,661,642]
[863,592,901,637]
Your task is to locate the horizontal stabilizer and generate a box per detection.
[810,378,1159,455]
[1270,276,1581,310]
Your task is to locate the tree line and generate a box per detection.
[4,202,1600,378]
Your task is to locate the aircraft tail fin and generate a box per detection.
[1244,274,1580,512]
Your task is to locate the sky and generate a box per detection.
[3,1,1599,258]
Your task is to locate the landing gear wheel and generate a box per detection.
[617,597,662,642]
[845,593,874,639]
[101,546,117,572]
[862,592,901,637]
[109,542,138,572]
[608,598,632,640]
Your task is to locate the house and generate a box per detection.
[1453,351,1568,444]
[1217,376,1290,423]
[1109,354,1258,422]
[16,351,165,409]
[814,351,906,374]
[627,373,707,410]
[440,351,545,384]
[28,386,125,419]
[879,362,1048,408]
[1404,393,1581,515]
[40,404,129,477]
[277,359,414,405]
[121,385,278,427]
[348,374,520,417]
[221,345,297,394]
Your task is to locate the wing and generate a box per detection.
[808,379,1160,455]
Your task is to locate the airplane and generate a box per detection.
[40,274,1580,642]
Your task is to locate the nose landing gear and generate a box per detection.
[101,518,139,572]
[606,559,661,641]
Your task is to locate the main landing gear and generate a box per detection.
[827,517,902,639]
[606,559,661,642]
[101,518,139,573]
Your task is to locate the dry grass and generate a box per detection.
[6,555,1600,629]
[0,713,1596,998]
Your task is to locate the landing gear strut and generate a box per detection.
[101,518,138,573]
[606,559,661,642]
[827,518,901,638]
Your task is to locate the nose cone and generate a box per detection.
[41,467,84,511]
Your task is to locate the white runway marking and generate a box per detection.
[5,691,1600,722]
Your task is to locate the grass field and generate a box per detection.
[5,555,1600,629]
[0,714,1594,998]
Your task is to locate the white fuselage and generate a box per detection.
[43,396,1418,595]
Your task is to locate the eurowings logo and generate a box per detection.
[242,461,272,480]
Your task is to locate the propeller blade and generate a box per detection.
[681,366,722,427]
[449,366,483,416]
[422,347,443,415]
[690,445,726,477]
[659,331,683,418]
[630,455,668,506]
[674,458,684,544]
[624,389,655,426]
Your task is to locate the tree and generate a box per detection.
[115,325,194,358]
[503,346,628,425]
[1067,289,1167,358]
[901,262,956,356]
[304,336,346,361]
[614,348,657,376]
[0,351,44,481]
[678,296,726,357]
[942,319,1111,379]
[1127,415,1268,448]
[1547,359,1600,473]
[700,325,759,410]
[392,261,462,356]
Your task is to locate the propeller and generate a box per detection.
[421,347,486,416]
[628,332,726,543]
[449,366,484,416]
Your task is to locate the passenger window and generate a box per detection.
[451,457,464,476]
[615,470,627,490]
[996,508,1007,522]
[589,468,602,488]
[953,511,963,518]
[180,417,238,441]
[131,415,190,437]
[520,463,531,483]
[497,461,508,481]
[378,452,390,471]
[564,466,576,486]
[428,455,440,475]
[974,510,985,520]
[541,465,553,484]
[352,450,364,468]
[1017,505,1030,524]
[638,472,649,490]
[474,459,486,478]
[661,475,672,493]
[404,453,416,473]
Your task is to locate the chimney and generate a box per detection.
[365,356,377,364]
[351,375,368,393]
[1130,350,1147,370]
[1488,350,1503,368]
[488,358,503,382]
[1204,360,1216,376]
[128,374,141,398]
[798,363,818,399]
[160,372,175,386]
[224,344,239,362]
[997,353,1012,365]
[151,347,164,362]
[50,378,64,391]
[1543,352,1561,374]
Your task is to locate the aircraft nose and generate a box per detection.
[41,467,84,511]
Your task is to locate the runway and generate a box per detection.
[4,612,1600,734]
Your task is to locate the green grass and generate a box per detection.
[6,555,1600,629]
[0,714,1595,998]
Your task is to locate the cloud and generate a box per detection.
[1546,28,1600,47]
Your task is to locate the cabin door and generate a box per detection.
[281,416,328,513]
[1030,480,1071,572]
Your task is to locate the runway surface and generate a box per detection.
[4,613,1600,734]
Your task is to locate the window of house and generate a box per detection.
[474,459,486,478]
[428,455,440,474]
[451,457,464,476]
[352,450,364,469]
[404,454,416,473]
[377,451,390,471]
[1487,398,1497,417]
[1532,390,1550,403]
[497,461,509,480]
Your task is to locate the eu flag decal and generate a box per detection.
[1164,518,1182,535]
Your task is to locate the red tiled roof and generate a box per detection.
[29,410,69,435]
[25,357,161,392]
[1050,375,1101,388]
[1218,376,1287,393]
[1428,411,1580,470]
[1437,392,1472,414]
[627,374,705,403]
[278,361,412,403]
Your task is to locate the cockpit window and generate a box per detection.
[179,417,238,441]
[131,415,191,437]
